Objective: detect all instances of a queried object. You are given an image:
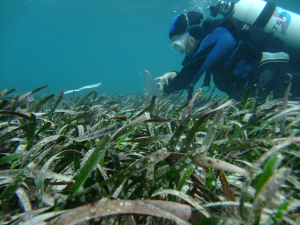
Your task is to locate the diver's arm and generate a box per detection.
[163,54,208,94]
[155,72,177,86]
[164,28,237,94]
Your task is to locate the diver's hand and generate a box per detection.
[157,83,164,92]
[154,72,177,86]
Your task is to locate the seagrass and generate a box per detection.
[0,85,299,225]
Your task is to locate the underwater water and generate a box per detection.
[1,1,300,223]
[0,0,299,97]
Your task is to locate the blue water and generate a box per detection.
[0,0,299,97]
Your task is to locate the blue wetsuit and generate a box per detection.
[164,27,238,95]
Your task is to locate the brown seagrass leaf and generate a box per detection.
[143,200,191,221]
[152,189,210,218]
[124,134,173,143]
[107,116,128,121]
[166,153,248,175]
[53,110,79,115]
[75,124,120,142]
[0,89,8,98]
[18,85,48,102]
[0,169,71,182]
[144,113,171,123]
[0,111,31,120]
[219,171,237,217]
[47,200,191,225]
[103,106,118,115]
[194,156,248,175]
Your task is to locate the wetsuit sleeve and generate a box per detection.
[164,27,237,95]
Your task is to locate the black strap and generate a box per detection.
[253,1,276,29]
[202,70,211,87]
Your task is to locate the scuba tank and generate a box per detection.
[209,0,300,50]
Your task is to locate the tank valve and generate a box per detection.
[209,0,234,17]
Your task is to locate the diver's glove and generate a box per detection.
[157,83,164,92]
[155,72,177,86]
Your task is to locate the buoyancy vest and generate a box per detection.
[200,16,290,99]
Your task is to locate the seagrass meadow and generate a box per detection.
[0,85,300,225]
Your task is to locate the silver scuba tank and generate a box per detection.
[210,0,300,50]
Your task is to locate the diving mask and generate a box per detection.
[169,33,189,54]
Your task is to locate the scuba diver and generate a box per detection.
[156,0,300,101]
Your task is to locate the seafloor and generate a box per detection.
[0,86,299,224]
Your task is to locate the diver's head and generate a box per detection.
[169,11,203,54]
[170,33,197,56]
